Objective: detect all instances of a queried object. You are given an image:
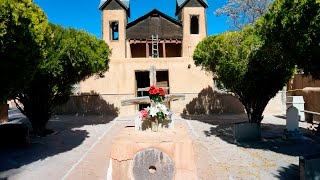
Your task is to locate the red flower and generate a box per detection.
[149,85,159,95]
[158,88,165,96]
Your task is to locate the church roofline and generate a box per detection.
[175,0,208,15]
[126,9,182,29]
[99,0,130,17]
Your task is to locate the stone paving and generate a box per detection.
[1,110,320,180]
[182,114,320,180]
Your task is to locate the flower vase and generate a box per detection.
[151,117,159,132]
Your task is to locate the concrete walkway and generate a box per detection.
[1,112,320,180]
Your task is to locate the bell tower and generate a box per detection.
[176,0,208,57]
[99,0,130,58]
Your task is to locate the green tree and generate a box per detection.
[0,0,49,104]
[15,24,111,136]
[257,0,320,78]
[193,27,295,123]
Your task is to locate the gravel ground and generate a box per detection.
[179,114,320,180]
[1,112,320,180]
[0,114,118,180]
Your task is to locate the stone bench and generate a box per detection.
[300,154,320,180]
[0,123,30,145]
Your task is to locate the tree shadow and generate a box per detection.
[186,115,320,157]
[54,91,119,116]
[182,86,244,115]
[274,164,299,180]
[0,113,116,176]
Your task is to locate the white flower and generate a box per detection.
[149,106,159,117]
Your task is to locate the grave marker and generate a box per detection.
[283,106,303,139]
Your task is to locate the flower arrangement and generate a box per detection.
[148,85,165,103]
[138,85,172,131]
[139,103,171,121]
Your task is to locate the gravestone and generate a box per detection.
[286,96,305,120]
[283,106,303,139]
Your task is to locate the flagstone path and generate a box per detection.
[1,110,320,180]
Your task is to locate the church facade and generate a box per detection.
[79,0,215,115]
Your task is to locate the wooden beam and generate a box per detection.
[128,39,182,44]
[138,87,169,92]
[121,96,150,106]
[164,94,185,102]
[163,42,166,58]
[146,43,149,57]
[149,65,156,86]
[121,94,185,106]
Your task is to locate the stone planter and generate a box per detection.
[233,122,261,142]
[300,153,320,180]
[0,104,9,123]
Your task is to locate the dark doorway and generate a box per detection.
[135,71,150,110]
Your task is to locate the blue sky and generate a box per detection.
[34,0,229,38]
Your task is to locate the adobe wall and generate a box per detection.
[79,57,212,115]
[287,74,320,121]
[287,74,320,91]
[264,90,286,115]
[181,7,207,57]
[102,10,127,58]
[72,57,244,116]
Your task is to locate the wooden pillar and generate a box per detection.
[146,43,149,58]
[163,42,166,58]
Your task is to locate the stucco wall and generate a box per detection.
[102,9,127,58]
[181,7,207,57]
[286,74,320,121]
[79,57,215,115]
[264,90,286,115]
[287,74,320,91]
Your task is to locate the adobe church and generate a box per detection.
[78,0,216,115]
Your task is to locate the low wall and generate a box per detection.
[287,74,320,121]
[54,93,121,116]
[264,90,286,115]
[287,74,320,90]
[55,87,245,116]
[180,87,244,115]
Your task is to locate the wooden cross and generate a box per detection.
[149,65,157,86]
[121,65,185,106]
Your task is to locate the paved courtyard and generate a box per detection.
[1,110,320,180]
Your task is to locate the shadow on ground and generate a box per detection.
[274,164,299,180]
[0,114,115,175]
[182,114,320,157]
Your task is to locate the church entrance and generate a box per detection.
[135,69,170,111]
[156,70,170,108]
[135,71,150,110]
